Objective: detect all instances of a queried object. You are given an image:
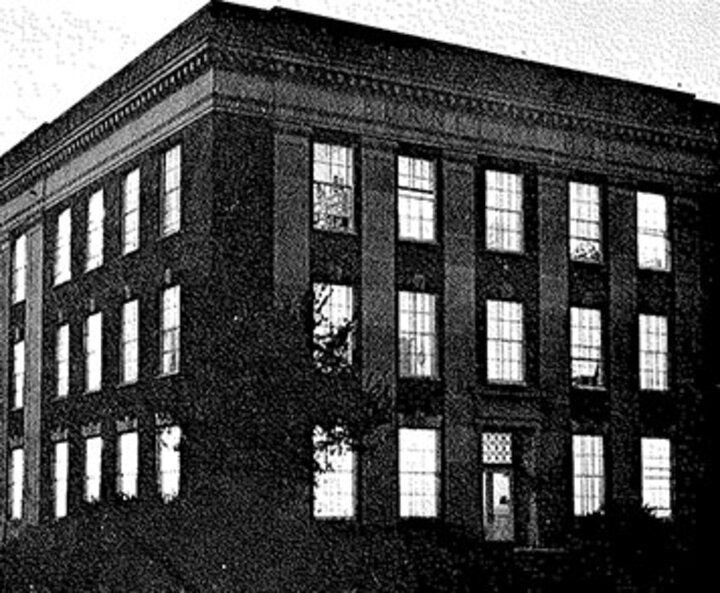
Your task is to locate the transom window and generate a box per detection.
[84,312,102,393]
[641,437,671,518]
[12,339,25,409]
[313,427,356,519]
[9,447,24,520]
[569,182,602,262]
[12,233,27,304]
[571,307,603,388]
[86,190,104,271]
[117,431,139,499]
[398,156,436,242]
[639,314,668,391]
[398,291,437,378]
[161,145,181,237]
[573,434,604,516]
[482,432,514,541]
[84,436,103,502]
[55,207,72,285]
[486,300,524,384]
[157,425,181,502]
[399,428,440,518]
[120,300,139,384]
[54,441,69,519]
[122,168,140,254]
[313,143,354,232]
[56,324,69,398]
[486,170,523,252]
[161,286,181,375]
[637,192,670,271]
[314,283,354,365]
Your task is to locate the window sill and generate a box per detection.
[313,226,358,237]
[398,236,439,246]
[571,385,607,392]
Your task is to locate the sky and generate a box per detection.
[1,0,719,156]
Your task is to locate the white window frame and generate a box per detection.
[12,233,27,304]
[13,339,25,409]
[117,431,139,499]
[569,182,602,263]
[86,189,104,271]
[313,427,356,519]
[641,437,672,518]
[313,283,354,365]
[637,192,670,271]
[573,435,605,516]
[122,168,140,254]
[399,428,440,518]
[486,170,524,253]
[84,436,103,502]
[9,447,24,520]
[570,307,604,388]
[398,155,436,242]
[161,145,182,237]
[56,324,69,398]
[54,441,69,519]
[55,207,72,285]
[398,291,438,378]
[313,143,354,232]
[160,286,181,375]
[639,314,668,391]
[486,300,524,384]
[157,425,181,502]
[120,299,139,384]
[84,312,102,393]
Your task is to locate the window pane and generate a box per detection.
[55,208,72,284]
[121,300,139,384]
[13,340,25,409]
[117,431,139,499]
[9,448,24,519]
[571,307,603,388]
[639,314,668,390]
[313,143,354,232]
[122,168,140,254]
[313,284,354,365]
[637,192,670,271]
[569,182,602,262]
[86,190,104,271]
[56,324,69,398]
[161,286,180,375]
[158,425,181,502]
[54,441,69,519]
[573,435,604,516]
[487,300,524,383]
[642,437,671,518]
[398,292,437,378]
[398,156,436,241]
[313,427,355,518]
[85,312,103,392]
[85,436,103,502]
[399,428,439,518]
[12,234,27,303]
[161,145,181,236]
[486,170,523,252]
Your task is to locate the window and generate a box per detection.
[486,170,523,252]
[161,145,181,236]
[486,300,524,383]
[313,283,354,364]
[639,314,668,391]
[399,428,440,518]
[573,435,604,516]
[571,307,603,388]
[86,189,104,271]
[637,192,670,271]
[12,339,25,409]
[117,431,139,499]
[160,286,180,375]
[398,156,436,241]
[157,425,181,502]
[55,207,72,285]
[313,427,356,519]
[120,300,139,384]
[122,168,140,254]
[54,441,69,519]
[569,182,602,262]
[641,438,671,518]
[56,324,69,398]
[84,436,102,502]
[313,143,354,232]
[398,291,437,378]
[12,233,27,304]
[8,447,24,519]
[482,432,515,541]
[84,312,102,392]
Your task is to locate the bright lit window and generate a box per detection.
[314,283,354,364]
[161,145,181,236]
[13,339,25,409]
[161,286,180,375]
[120,300,139,384]
[399,428,440,518]
[399,291,437,378]
[117,431,139,499]
[12,233,27,304]
[157,425,181,502]
[486,170,523,252]
[313,427,356,519]
[55,207,72,285]
[54,441,69,519]
[86,190,104,271]
[122,168,140,254]
[637,192,670,271]
[9,447,24,520]
[84,436,102,502]
[573,435,604,516]
[569,182,602,262]
[313,143,354,232]
[85,312,102,392]
[641,437,671,518]
[571,307,603,388]
[56,324,69,398]
[398,156,436,241]
[487,300,524,383]
[639,314,668,391]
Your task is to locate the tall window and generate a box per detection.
[482,432,514,541]
[486,170,523,252]
[13,339,25,409]
[54,441,69,519]
[161,145,182,236]
[160,286,180,375]
[117,431,139,499]
[571,307,603,388]
[486,300,524,383]
[314,283,354,364]
[12,233,27,304]
[157,425,181,502]
[313,427,356,519]
[8,447,24,520]
[398,156,436,242]
[84,312,102,392]
[639,314,668,391]
[55,207,72,285]
[86,190,104,271]
[313,143,354,232]
[122,168,140,254]
[573,435,604,516]
[637,192,670,271]
[398,291,437,378]
[569,182,602,262]
[399,428,440,518]
[120,300,139,384]
[56,324,69,398]
[84,436,103,502]
[641,437,671,518]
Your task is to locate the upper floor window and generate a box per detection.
[8,447,24,520]
[54,207,72,285]
[637,192,670,271]
[84,435,103,502]
[120,299,139,384]
[314,283,354,365]
[569,182,602,263]
[117,431,139,499]
[486,170,523,253]
[157,425,181,502]
[161,286,180,375]
[84,312,102,392]
[486,300,524,384]
[573,434,604,516]
[399,428,440,518]
[398,156,436,242]
[571,307,604,388]
[161,145,181,237]
[12,339,25,409]
[56,324,69,398]
[86,190,104,271]
[54,441,69,519]
[313,427,356,519]
[313,143,354,232]
[122,168,140,254]
[641,437,671,518]
[639,314,668,391]
[398,291,437,378]
[12,233,27,304]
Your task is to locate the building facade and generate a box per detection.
[1,1,717,586]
